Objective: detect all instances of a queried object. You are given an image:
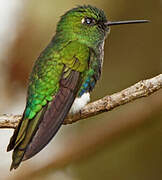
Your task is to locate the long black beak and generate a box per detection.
[105,20,150,26]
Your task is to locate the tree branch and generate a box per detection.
[13,87,162,180]
[0,74,161,129]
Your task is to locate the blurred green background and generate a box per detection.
[0,0,161,179]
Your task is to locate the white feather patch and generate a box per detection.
[69,93,90,114]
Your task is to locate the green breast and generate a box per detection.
[78,47,102,97]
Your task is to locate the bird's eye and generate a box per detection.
[81,17,96,25]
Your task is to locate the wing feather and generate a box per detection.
[23,70,81,160]
[9,68,81,170]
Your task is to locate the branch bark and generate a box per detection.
[0,74,161,129]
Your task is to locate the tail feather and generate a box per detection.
[7,117,25,152]
[10,149,25,171]
[7,108,44,170]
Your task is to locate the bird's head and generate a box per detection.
[56,5,109,48]
[56,5,149,48]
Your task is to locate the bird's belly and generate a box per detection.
[69,92,90,114]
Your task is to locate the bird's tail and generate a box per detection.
[7,108,45,170]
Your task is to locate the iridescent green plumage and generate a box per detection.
[7,5,109,170]
[7,4,148,170]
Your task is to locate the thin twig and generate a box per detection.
[0,74,161,129]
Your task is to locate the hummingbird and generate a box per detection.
[7,5,149,170]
